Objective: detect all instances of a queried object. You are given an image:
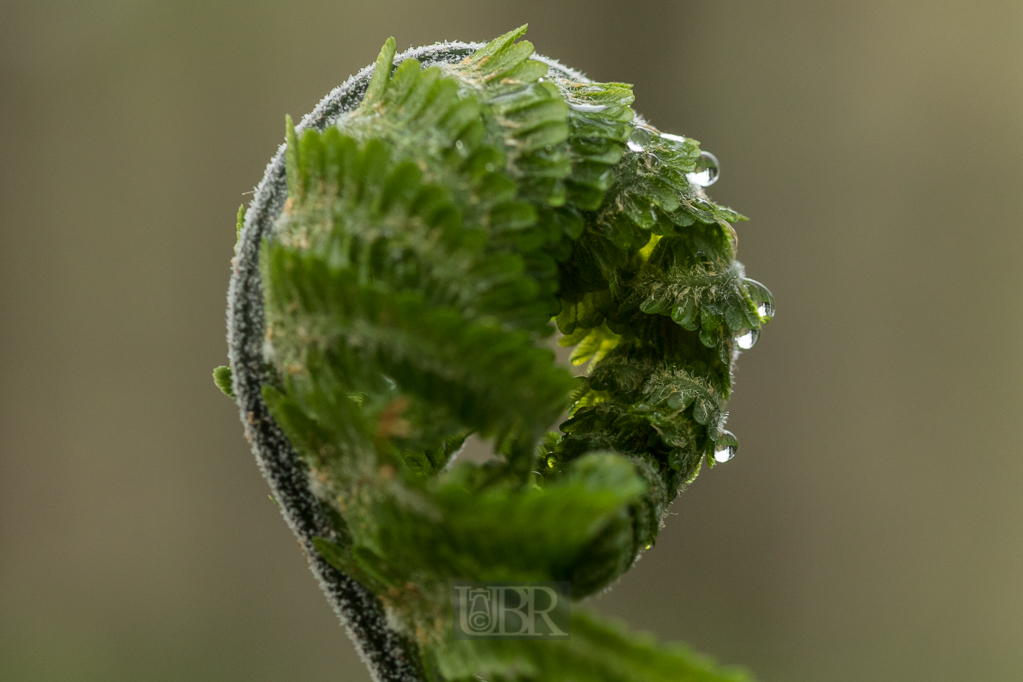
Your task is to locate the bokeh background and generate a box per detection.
[2,1,1022,680]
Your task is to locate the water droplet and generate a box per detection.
[736,328,760,350]
[713,431,738,463]
[667,393,684,410]
[627,126,652,152]
[569,102,609,113]
[745,278,775,321]
[687,151,719,187]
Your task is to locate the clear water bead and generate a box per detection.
[745,278,775,321]
[627,126,652,152]
[687,151,719,187]
[713,431,739,463]
[736,328,760,350]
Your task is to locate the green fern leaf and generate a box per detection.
[223,26,772,682]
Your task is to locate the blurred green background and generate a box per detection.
[2,1,1022,680]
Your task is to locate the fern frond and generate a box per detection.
[222,26,772,682]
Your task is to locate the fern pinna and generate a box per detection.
[219,26,772,682]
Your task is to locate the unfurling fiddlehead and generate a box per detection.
[220,26,772,682]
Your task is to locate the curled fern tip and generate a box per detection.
[223,26,769,682]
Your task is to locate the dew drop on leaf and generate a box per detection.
[713,431,739,463]
[627,126,652,152]
[687,151,719,187]
[745,278,775,321]
[736,328,760,350]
